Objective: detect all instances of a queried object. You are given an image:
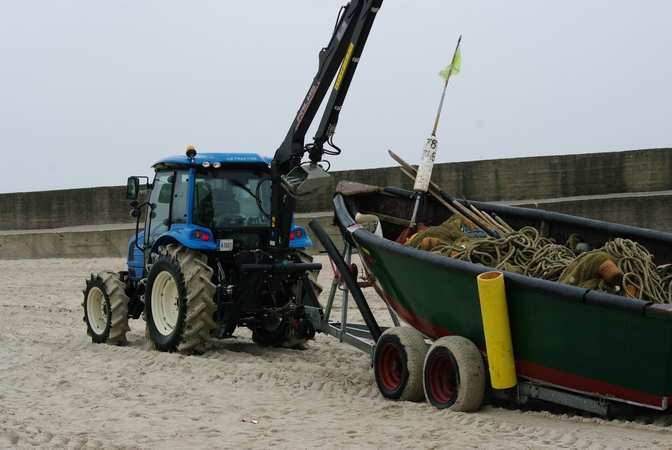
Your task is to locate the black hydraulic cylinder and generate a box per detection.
[308,218,382,342]
[241,262,322,273]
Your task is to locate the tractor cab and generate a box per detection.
[125,148,311,280]
[85,0,381,353]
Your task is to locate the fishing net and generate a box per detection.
[406,214,473,251]
[406,215,672,304]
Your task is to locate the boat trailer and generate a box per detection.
[306,218,639,416]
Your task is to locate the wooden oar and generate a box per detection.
[462,197,509,235]
[389,150,502,237]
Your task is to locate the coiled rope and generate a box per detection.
[407,218,672,304]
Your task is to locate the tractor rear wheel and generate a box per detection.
[144,244,216,354]
[83,271,130,345]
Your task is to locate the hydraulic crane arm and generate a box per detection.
[269,0,383,252]
[273,0,383,177]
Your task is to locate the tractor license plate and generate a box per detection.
[218,239,234,251]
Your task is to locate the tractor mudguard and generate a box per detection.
[150,225,217,260]
[289,221,312,248]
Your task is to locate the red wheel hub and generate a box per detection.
[377,342,403,391]
[428,352,456,404]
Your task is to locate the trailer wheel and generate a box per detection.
[145,244,216,354]
[83,271,130,345]
[423,336,485,412]
[374,327,427,401]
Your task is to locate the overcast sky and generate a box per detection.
[1,0,670,194]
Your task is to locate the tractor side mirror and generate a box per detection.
[126,177,140,200]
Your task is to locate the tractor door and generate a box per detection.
[145,172,174,246]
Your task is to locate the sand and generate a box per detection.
[1,255,671,449]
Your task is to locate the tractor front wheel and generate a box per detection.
[83,271,130,345]
[144,244,216,354]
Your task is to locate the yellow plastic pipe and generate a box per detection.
[477,271,517,389]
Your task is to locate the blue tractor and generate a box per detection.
[82,0,383,353]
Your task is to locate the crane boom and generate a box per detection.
[270,0,383,251]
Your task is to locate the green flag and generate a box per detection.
[439,46,461,80]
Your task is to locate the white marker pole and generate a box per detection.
[408,36,461,229]
[413,135,438,194]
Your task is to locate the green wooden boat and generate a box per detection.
[331,181,672,414]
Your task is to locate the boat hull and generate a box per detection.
[333,185,672,410]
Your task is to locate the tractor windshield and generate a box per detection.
[192,170,272,229]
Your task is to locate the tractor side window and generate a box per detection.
[145,172,173,245]
[171,171,190,223]
[193,182,214,226]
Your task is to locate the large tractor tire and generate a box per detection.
[83,271,131,345]
[144,244,216,354]
[423,336,486,412]
[374,327,428,402]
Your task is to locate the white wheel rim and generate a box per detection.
[151,271,180,336]
[87,286,108,334]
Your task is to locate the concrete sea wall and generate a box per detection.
[1,148,670,259]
